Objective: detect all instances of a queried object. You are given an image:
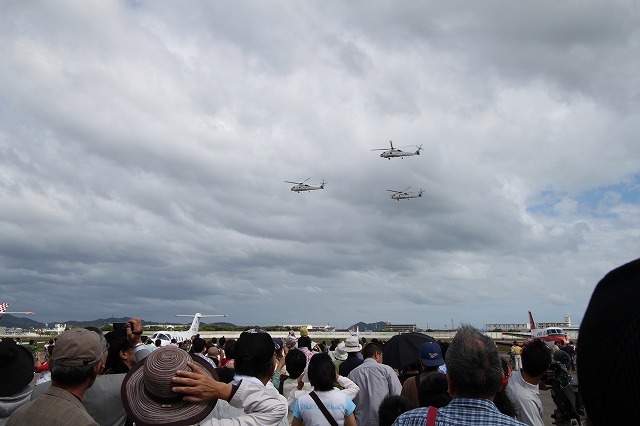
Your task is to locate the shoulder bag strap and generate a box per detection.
[309,391,339,426]
[426,406,438,426]
[415,373,421,393]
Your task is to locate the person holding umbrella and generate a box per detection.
[400,341,445,407]
[381,332,436,372]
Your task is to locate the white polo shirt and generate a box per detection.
[505,370,544,426]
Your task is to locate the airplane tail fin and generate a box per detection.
[528,310,537,329]
[186,313,202,336]
[176,313,227,337]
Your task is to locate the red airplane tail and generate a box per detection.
[528,310,537,330]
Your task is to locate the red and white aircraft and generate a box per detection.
[501,310,568,347]
[0,303,35,321]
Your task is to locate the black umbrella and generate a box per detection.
[382,332,436,370]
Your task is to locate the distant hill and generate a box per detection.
[63,318,163,328]
[202,322,236,328]
[4,315,399,332]
[0,314,46,329]
[60,318,239,329]
[0,315,237,330]
[349,321,388,332]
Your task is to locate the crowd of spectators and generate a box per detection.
[1,257,638,425]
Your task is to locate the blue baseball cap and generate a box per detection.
[420,341,444,367]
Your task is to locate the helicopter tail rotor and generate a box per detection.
[415,144,423,155]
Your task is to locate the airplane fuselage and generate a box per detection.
[532,327,568,346]
[150,330,190,346]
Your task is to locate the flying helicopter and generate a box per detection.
[387,187,424,201]
[285,178,326,192]
[371,140,423,159]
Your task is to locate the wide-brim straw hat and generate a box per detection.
[121,345,218,426]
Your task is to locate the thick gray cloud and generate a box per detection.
[1,1,639,329]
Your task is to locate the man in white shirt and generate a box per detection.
[196,330,288,426]
[506,339,552,426]
[348,343,402,426]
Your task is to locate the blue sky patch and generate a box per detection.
[528,174,640,217]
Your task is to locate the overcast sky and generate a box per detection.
[2,1,639,329]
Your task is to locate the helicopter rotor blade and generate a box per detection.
[285,181,300,184]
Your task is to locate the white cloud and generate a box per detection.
[1,1,639,329]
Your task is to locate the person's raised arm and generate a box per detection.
[172,361,235,403]
[173,362,287,426]
[336,374,359,400]
[126,317,150,362]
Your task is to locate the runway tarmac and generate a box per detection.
[540,388,557,426]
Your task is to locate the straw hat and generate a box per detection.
[121,345,218,426]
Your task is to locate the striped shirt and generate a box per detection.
[392,397,526,426]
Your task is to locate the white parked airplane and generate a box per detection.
[149,313,226,346]
[0,303,35,321]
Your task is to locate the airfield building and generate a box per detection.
[384,322,417,332]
